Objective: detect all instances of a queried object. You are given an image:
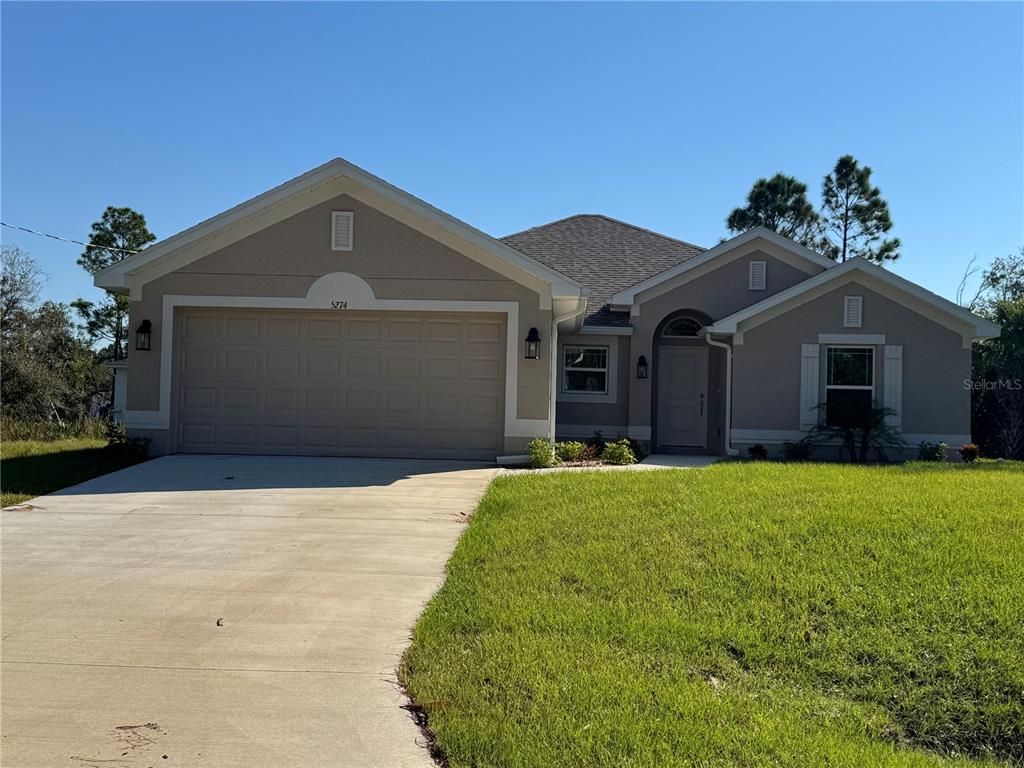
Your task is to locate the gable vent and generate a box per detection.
[844,296,863,328]
[749,260,767,291]
[331,211,354,251]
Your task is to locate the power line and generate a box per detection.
[1,221,141,254]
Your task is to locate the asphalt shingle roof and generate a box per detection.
[500,214,705,327]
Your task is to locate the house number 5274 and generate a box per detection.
[330,300,348,309]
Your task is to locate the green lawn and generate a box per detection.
[401,462,1024,767]
[0,439,146,507]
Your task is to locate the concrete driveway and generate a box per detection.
[1,455,498,768]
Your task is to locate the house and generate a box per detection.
[95,158,1000,461]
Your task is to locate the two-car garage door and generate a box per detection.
[174,308,506,460]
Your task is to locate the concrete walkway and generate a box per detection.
[1,455,498,768]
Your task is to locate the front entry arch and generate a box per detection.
[653,310,715,452]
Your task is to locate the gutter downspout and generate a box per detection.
[549,299,588,441]
[705,332,739,456]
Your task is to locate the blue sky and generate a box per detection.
[2,2,1021,307]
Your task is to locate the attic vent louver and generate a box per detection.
[331,212,354,251]
[844,296,863,328]
[749,260,767,290]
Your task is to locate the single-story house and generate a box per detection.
[95,158,1000,461]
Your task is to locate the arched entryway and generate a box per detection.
[652,310,721,453]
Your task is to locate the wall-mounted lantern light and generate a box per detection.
[636,355,649,379]
[524,327,541,359]
[135,319,153,351]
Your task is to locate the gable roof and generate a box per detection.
[501,214,704,326]
[609,227,836,307]
[708,256,1001,341]
[94,157,583,303]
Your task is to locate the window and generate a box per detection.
[825,346,874,426]
[563,346,608,394]
[749,260,767,290]
[662,316,703,337]
[843,296,863,328]
[331,211,354,251]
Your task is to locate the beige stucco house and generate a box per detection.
[95,158,1000,461]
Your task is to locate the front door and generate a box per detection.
[657,347,708,448]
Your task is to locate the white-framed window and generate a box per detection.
[843,295,863,328]
[331,211,354,251]
[749,260,767,290]
[825,346,874,426]
[562,345,609,395]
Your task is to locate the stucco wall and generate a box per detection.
[732,280,971,438]
[554,334,631,436]
[627,249,817,436]
[125,193,551,454]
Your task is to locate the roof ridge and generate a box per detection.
[501,213,705,252]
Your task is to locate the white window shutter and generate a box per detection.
[843,296,863,328]
[883,345,903,429]
[331,212,354,251]
[749,261,767,290]
[799,343,820,430]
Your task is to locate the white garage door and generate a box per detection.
[174,308,506,459]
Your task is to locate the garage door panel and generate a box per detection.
[176,309,504,459]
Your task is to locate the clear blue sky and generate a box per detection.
[2,2,1021,307]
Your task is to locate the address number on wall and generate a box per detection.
[330,300,348,309]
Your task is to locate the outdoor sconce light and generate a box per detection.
[135,319,153,351]
[636,355,649,379]
[524,327,541,359]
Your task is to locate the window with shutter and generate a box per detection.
[331,212,354,251]
[843,296,863,328]
[749,261,767,290]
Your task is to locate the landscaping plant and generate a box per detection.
[600,438,636,465]
[526,437,558,469]
[918,441,949,462]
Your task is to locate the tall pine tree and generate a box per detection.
[74,206,156,359]
[726,173,822,248]
[820,156,900,263]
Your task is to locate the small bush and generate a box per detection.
[627,438,649,462]
[747,444,769,460]
[601,438,636,465]
[104,420,150,460]
[526,437,558,469]
[555,441,587,463]
[586,430,607,453]
[918,441,948,462]
[781,438,814,461]
[959,443,980,463]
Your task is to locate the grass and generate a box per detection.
[1,438,145,507]
[401,461,1024,767]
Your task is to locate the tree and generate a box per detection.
[967,248,1024,458]
[1,251,109,425]
[74,206,156,359]
[726,173,822,247]
[1,245,43,339]
[820,155,900,263]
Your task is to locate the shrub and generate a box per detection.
[526,437,558,469]
[959,443,981,463]
[747,444,769,460]
[781,438,814,461]
[918,441,948,462]
[601,438,636,465]
[627,438,649,462]
[104,420,151,460]
[555,441,587,463]
[586,430,607,453]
